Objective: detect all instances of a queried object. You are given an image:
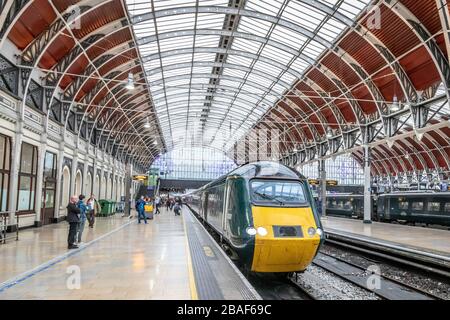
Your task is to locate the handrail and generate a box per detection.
[0,211,19,244]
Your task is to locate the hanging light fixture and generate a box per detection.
[143,117,150,128]
[153,140,157,145]
[125,72,135,90]
[391,95,400,112]
[326,129,333,139]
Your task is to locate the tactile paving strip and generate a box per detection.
[184,209,260,300]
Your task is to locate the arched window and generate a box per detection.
[61,166,71,208]
[0,134,11,212]
[75,170,82,196]
[17,143,38,212]
[86,172,92,196]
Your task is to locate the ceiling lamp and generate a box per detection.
[143,117,150,128]
[326,130,333,139]
[153,140,157,145]
[391,95,400,112]
[125,72,135,90]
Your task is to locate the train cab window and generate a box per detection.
[411,202,424,211]
[428,202,441,213]
[250,180,307,206]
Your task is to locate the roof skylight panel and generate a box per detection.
[226,55,254,68]
[221,79,243,89]
[158,35,194,52]
[279,72,297,86]
[196,13,226,29]
[160,53,193,66]
[252,61,283,78]
[317,18,347,43]
[270,25,308,51]
[133,22,156,37]
[231,38,262,55]
[245,0,285,16]
[193,35,221,47]
[156,14,195,33]
[153,0,195,11]
[237,17,273,38]
[223,68,248,80]
[282,2,324,32]
[245,73,274,89]
[302,41,327,60]
[193,52,216,61]
[337,0,371,19]
[260,44,294,65]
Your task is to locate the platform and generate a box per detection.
[321,217,450,267]
[0,208,258,300]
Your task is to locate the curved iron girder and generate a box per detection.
[19,0,113,113]
[352,150,382,175]
[0,0,32,45]
[396,138,429,171]
[131,6,333,48]
[389,142,418,172]
[378,143,408,172]
[269,107,309,151]
[44,21,130,115]
[384,1,450,100]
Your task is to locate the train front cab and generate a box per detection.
[247,178,323,273]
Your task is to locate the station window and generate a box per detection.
[17,143,38,212]
[0,134,11,212]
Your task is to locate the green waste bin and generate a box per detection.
[98,200,115,216]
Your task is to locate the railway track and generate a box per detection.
[312,251,442,300]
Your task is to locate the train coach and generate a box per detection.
[185,161,324,274]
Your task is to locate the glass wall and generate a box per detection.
[17,143,38,212]
[298,155,364,185]
[0,134,11,212]
[151,147,236,180]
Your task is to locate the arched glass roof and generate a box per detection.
[125,0,372,151]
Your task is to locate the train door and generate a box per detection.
[222,179,232,238]
[201,192,208,220]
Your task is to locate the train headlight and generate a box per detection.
[246,227,257,236]
[316,228,323,236]
[257,227,268,236]
[307,227,316,237]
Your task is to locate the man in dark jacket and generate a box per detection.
[67,195,81,249]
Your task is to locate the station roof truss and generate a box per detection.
[1,0,450,175]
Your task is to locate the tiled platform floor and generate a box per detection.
[0,209,192,299]
[322,216,450,256]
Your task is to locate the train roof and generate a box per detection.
[228,161,306,180]
[194,161,306,192]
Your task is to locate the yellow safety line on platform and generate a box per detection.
[181,210,198,300]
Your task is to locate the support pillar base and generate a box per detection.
[363,220,372,224]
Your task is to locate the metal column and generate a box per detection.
[318,159,327,218]
[123,160,132,217]
[363,144,372,224]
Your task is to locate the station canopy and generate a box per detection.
[126,0,371,151]
[4,0,450,174]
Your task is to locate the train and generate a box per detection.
[322,192,450,227]
[184,161,324,274]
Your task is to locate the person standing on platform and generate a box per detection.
[136,196,147,224]
[155,196,161,215]
[76,195,87,244]
[67,196,81,249]
[86,194,99,228]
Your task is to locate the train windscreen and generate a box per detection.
[250,179,308,207]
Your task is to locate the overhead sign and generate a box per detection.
[308,179,338,186]
[133,175,148,181]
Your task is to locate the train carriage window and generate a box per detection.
[398,200,409,210]
[250,180,307,206]
[445,203,450,212]
[428,202,441,213]
[411,202,424,211]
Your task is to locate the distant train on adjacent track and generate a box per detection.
[323,192,450,227]
[184,161,324,275]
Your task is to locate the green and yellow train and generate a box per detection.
[184,161,324,274]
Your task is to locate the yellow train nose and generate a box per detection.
[250,206,321,272]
